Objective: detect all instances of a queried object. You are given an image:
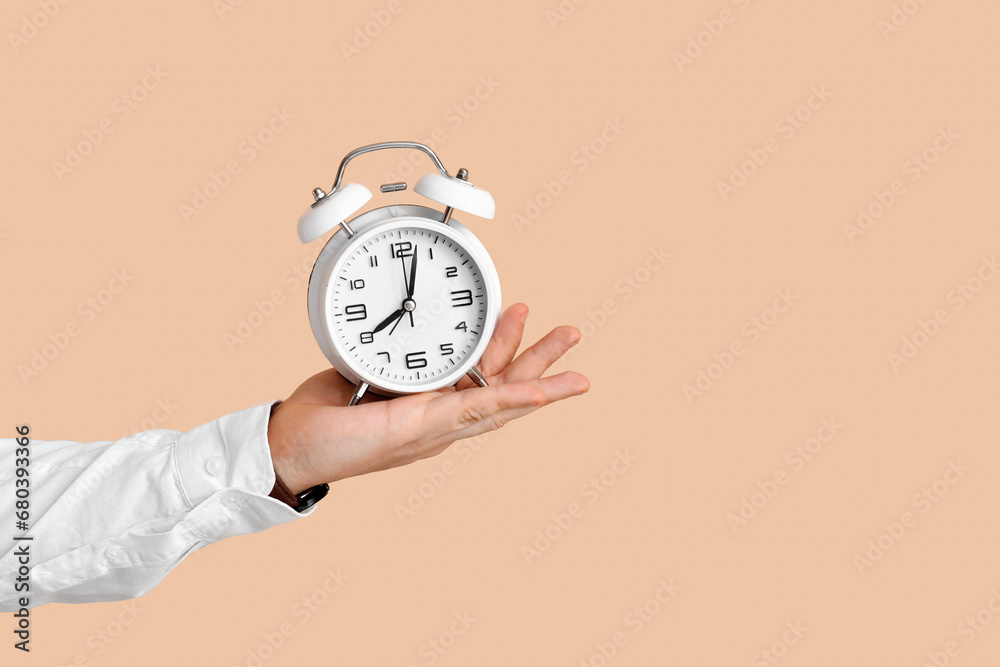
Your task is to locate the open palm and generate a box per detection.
[267,303,590,494]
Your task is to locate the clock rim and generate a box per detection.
[309,206,501,396]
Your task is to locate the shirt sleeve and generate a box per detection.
[0,400,312,611]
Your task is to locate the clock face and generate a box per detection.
[327,221,492,389]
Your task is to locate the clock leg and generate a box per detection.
[466,365,489,388]
[349,381,369,406]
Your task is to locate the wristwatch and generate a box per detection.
[269,473,329,513]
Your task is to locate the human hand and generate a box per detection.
[267,303,590,494]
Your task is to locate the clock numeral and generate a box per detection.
[428,248,434,260]
[360,331,374,344]
[445,266,458,278]
[377,351,391,363]
[405,351,428,369]
[350,279,365,290]
[440,343,454,355]
[369,256,379,268]
[455,321,468,332]
[391,241,413,259]
[345,304,367,321]
[451,290,473,307]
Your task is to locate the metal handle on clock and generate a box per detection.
[327,142,450,195]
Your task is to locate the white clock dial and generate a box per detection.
[329,225,488,388]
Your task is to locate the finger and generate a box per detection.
[454,303,528,390]
[498,325,581,383]
[417,379,547,445]
[482,303,529,374]
[352,370,589,473]
[440,404,540,446]
[426,371,590,446]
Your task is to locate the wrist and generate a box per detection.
[266,401,315,496]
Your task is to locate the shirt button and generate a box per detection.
[206,456,225,476]
[105,546,123,561]
[222,493,242,511]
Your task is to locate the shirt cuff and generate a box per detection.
[173,400,317,536]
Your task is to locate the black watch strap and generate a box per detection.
[269,473,328,513]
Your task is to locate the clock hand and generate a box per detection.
[399,251,409,297]
[405,246,418,328]
[372,307,404,334]
[380,246,419,336]
[407,245,418,299]
[388,310,406,335]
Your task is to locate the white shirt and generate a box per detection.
[0,400,310,611]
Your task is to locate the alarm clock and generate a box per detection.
[296,141,501,405]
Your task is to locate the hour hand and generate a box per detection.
[372,307,404,334]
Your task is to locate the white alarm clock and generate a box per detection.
[297,141,501,405]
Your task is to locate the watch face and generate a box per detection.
[325,218,496,392]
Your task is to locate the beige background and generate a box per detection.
[3,1,1000,665]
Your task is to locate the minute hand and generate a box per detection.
[407,245,418,298]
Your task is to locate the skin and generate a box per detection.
[268,303,590,494]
